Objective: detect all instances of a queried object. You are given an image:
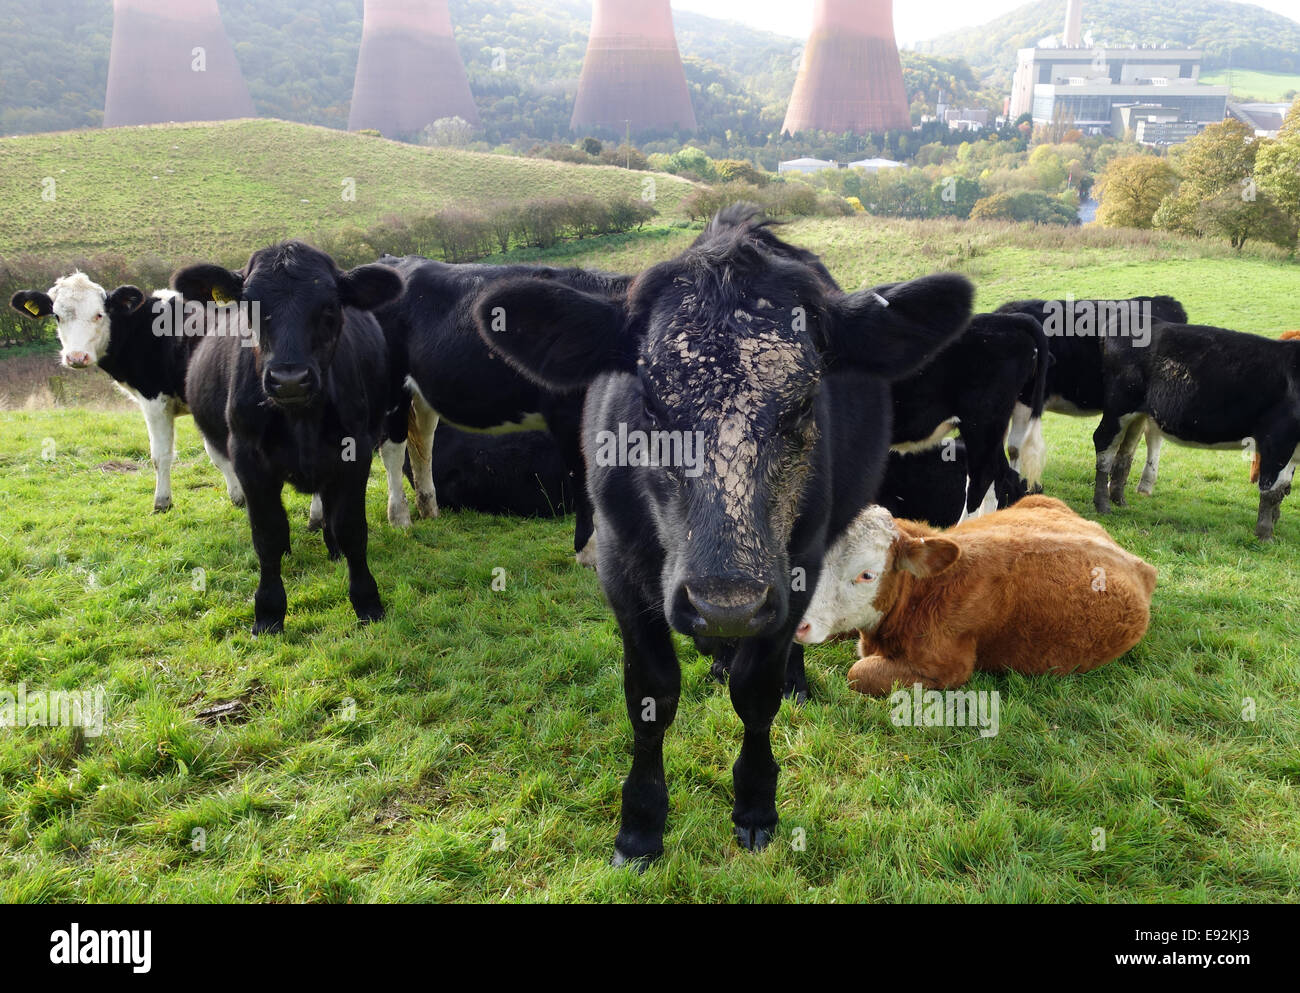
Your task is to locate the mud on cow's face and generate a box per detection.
[472,209,975,641]
[9,272,145,369]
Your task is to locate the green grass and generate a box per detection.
[0,120,695,264]
[1200,69,1300,103]
[1,219,1299,903]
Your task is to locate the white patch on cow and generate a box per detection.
[404,381,440,519]
[575,526,599,570]
[47,271,110,367]
[405,374,544,434]
[308,493,324,530]
[1097,412,1144,473]
[203,438,244,507]
[1151,430,1246,453]
[1006,401,1032,468]
[1265,444,1300,493]
[891,416,960,455]
[796,506,897,644]
[1137,423,1164,495]
[1020,417,1047,488]
[137,394,178,512]
[976,483,998,517]
[380,439,412,527]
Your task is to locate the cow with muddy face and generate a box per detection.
[474,207,973,865]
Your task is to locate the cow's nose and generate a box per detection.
[65,352,91,368]
[680,580,776,639]
[795,621,812,643]
[266,366,313,401]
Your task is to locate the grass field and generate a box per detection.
[0,120,695,264]
[1,218,1299,903]
[1200,69,1300,103]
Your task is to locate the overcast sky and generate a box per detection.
[671,0,1300,46]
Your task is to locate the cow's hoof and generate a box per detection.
[1255,527,1276,543]
[610,847,658,872]
[251,618,284,636]
[575,541,599,571]
[415,493,439,519]
[153,498,172,513]
[356,604,385,626]
[229,492,247,509]
[734,824,776,852]
[306,517,323,533]
[784,685,810,705]
[387,503,412,528]
[709,658,730,685]
[1110,494,1128,508]
[1094,501,1112,515]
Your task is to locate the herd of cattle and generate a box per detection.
[10,204,1299,863]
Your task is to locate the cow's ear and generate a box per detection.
[106,285,146,316]
[828,273,974,380]
[338,263,402,311]
[474,277,631,392]
[10,290,53,319]
[171,264,244,304]
[894,534,961,578]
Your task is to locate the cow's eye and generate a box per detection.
[855,571,875,583]
[94,314,103,321]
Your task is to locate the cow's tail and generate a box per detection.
[1015,314,1049,491]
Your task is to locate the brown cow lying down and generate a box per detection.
[1250,330,1300,483]
[795,495,1157,695]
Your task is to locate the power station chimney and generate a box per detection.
[571,0,696,135]
[104,0,254,127]
[783,0,911,135]
[1064,0,1083,48]
[349,0,479,138]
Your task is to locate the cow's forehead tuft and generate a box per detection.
[50,271,107,306]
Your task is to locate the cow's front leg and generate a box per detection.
[1255,443,1297,542]
[323,465,384,624]
[610,599,680,868]
[848,641,977,696]
[1092,413,1131,514]
[308,493,325,532]
[727,635,790,851]
[242,473,291,635]
[380,438,412,527]
[202,437,245,508]
[1108,416,1145,507]
[141,397,177,512]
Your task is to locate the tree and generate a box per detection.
[1256,102,1300,223]
[1194,187,1297,250]
[421,116,475,148]
[1155,120,1262,240]
[1095,156,1178,229]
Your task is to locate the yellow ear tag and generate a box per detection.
[212,287,232,304]
[24,300,40,316]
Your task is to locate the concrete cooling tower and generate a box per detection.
[570,0,697,135]
[782,0,911,135]
[104,0,254,127]
[348,0,479,138]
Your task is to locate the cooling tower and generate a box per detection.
[782,0,911,135]
[104,0,254,127]
[570,0,696,135]
[348,0,479,138]
[1064,0,1084,47]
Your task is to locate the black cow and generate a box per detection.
[474,207,973,864]
[890,312,1046,516]
[9,272,244,512]
[175,242,404,633]
[372,256,632,566]
[878,443,969,528]
[997,295,1188,500]
[422,424,574,516]
[1083,320,1300,540]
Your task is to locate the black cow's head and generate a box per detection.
[474,207,973,639]
[172,242,401,410]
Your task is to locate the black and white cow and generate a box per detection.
[421,424,574,517]
[1084,320,1300,540]
[10,272,244,511]
[175,243,404,633]
[372,256,632,566]
[996,295,1188,500]
[889,311,1047,517]
[473,207,973,863]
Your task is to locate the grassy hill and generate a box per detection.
[0,119,694,265]
[928,0,1300,79]
[2,217,1299,901]
[1200,68,1300,101]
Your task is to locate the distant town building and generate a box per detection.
[847,157,906,173]
[778,157,838,175]
[1228,102,1294,138]
[943,108,990,131]
[1110,103,1206,146]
